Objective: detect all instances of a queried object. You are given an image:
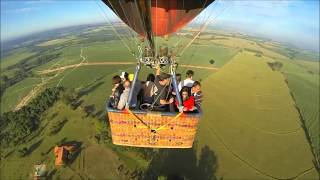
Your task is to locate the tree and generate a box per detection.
[209,59,215,65]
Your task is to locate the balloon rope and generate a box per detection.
[174,0,209,55]
[117,1,141,48]
[178,1,231,57]
[95,0,135,55]
[104,0,140,53]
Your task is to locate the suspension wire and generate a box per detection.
[117,1,141,49]
[178,1,231,57]
[95,0,135,55]
[104,0,139,54]
[173,0,209,56]
[106,0,142,53]
[155,0,159,60]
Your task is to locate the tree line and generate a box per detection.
[0,87,64,147]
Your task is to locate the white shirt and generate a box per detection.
[178,78,194,91]
[117,88,130,110]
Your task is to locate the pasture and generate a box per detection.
[197,51,318,179]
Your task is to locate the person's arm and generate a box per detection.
[160,98,174,105]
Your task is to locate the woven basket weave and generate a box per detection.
[107,109,200,148]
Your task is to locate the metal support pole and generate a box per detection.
[171,63,183,112]
[126,46,142,109]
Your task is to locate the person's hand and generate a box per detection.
[183,107,188,111]
[190,106,195,111]
[172,91,176,95]
[168,98,174,104]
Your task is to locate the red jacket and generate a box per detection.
[176,96,195,111]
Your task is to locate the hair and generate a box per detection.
[112,75,121,84]
[186,70,194,78]
[192,81,201,87]
[176,73,181,82]
[146,73,155,82]
[180,86,191,97]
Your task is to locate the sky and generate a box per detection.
[1,0,319,51]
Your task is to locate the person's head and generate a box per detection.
[158,73,171,86]
[180,86,191,101]
[146,73,155,82]
[123,80,131,89]
[112,75,121,85]
[186,70,194,79]
[176,73,181,83]
[192,81,201,94]
[120,72,129,82]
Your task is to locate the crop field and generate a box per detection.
[197,51,318,179]
[277,58,320,161]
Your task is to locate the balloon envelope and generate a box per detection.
[102,0,215,36]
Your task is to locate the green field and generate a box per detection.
[1,24,319,179]
[0,101,148,179]
[197,51,318,179]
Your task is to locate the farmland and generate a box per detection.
[1,23,319,179]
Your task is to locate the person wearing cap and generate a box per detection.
[178,70,194,91]
[153,66,174,111]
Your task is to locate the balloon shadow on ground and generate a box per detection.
[143,145,219,180]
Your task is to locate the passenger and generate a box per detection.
[154,66,174,111]
[117,81,131,110]
[109,75,124,109]
[176,86,196,112]
[178,70,194,91]
[191,81,203,112]
[142,73,157,104]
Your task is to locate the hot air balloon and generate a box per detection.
[104,0,215,148]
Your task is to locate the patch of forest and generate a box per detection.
[0,87,64,147]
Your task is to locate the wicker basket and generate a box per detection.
[107,108,200,148]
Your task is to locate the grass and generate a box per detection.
[0,101,146,179]
[0,47,36,70]
[197,51,318,179]
[37,37,74,47]
[1,77,42,112]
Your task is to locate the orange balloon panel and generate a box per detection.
[103,0,215,36]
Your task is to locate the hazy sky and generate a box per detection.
[1,0,319,51]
